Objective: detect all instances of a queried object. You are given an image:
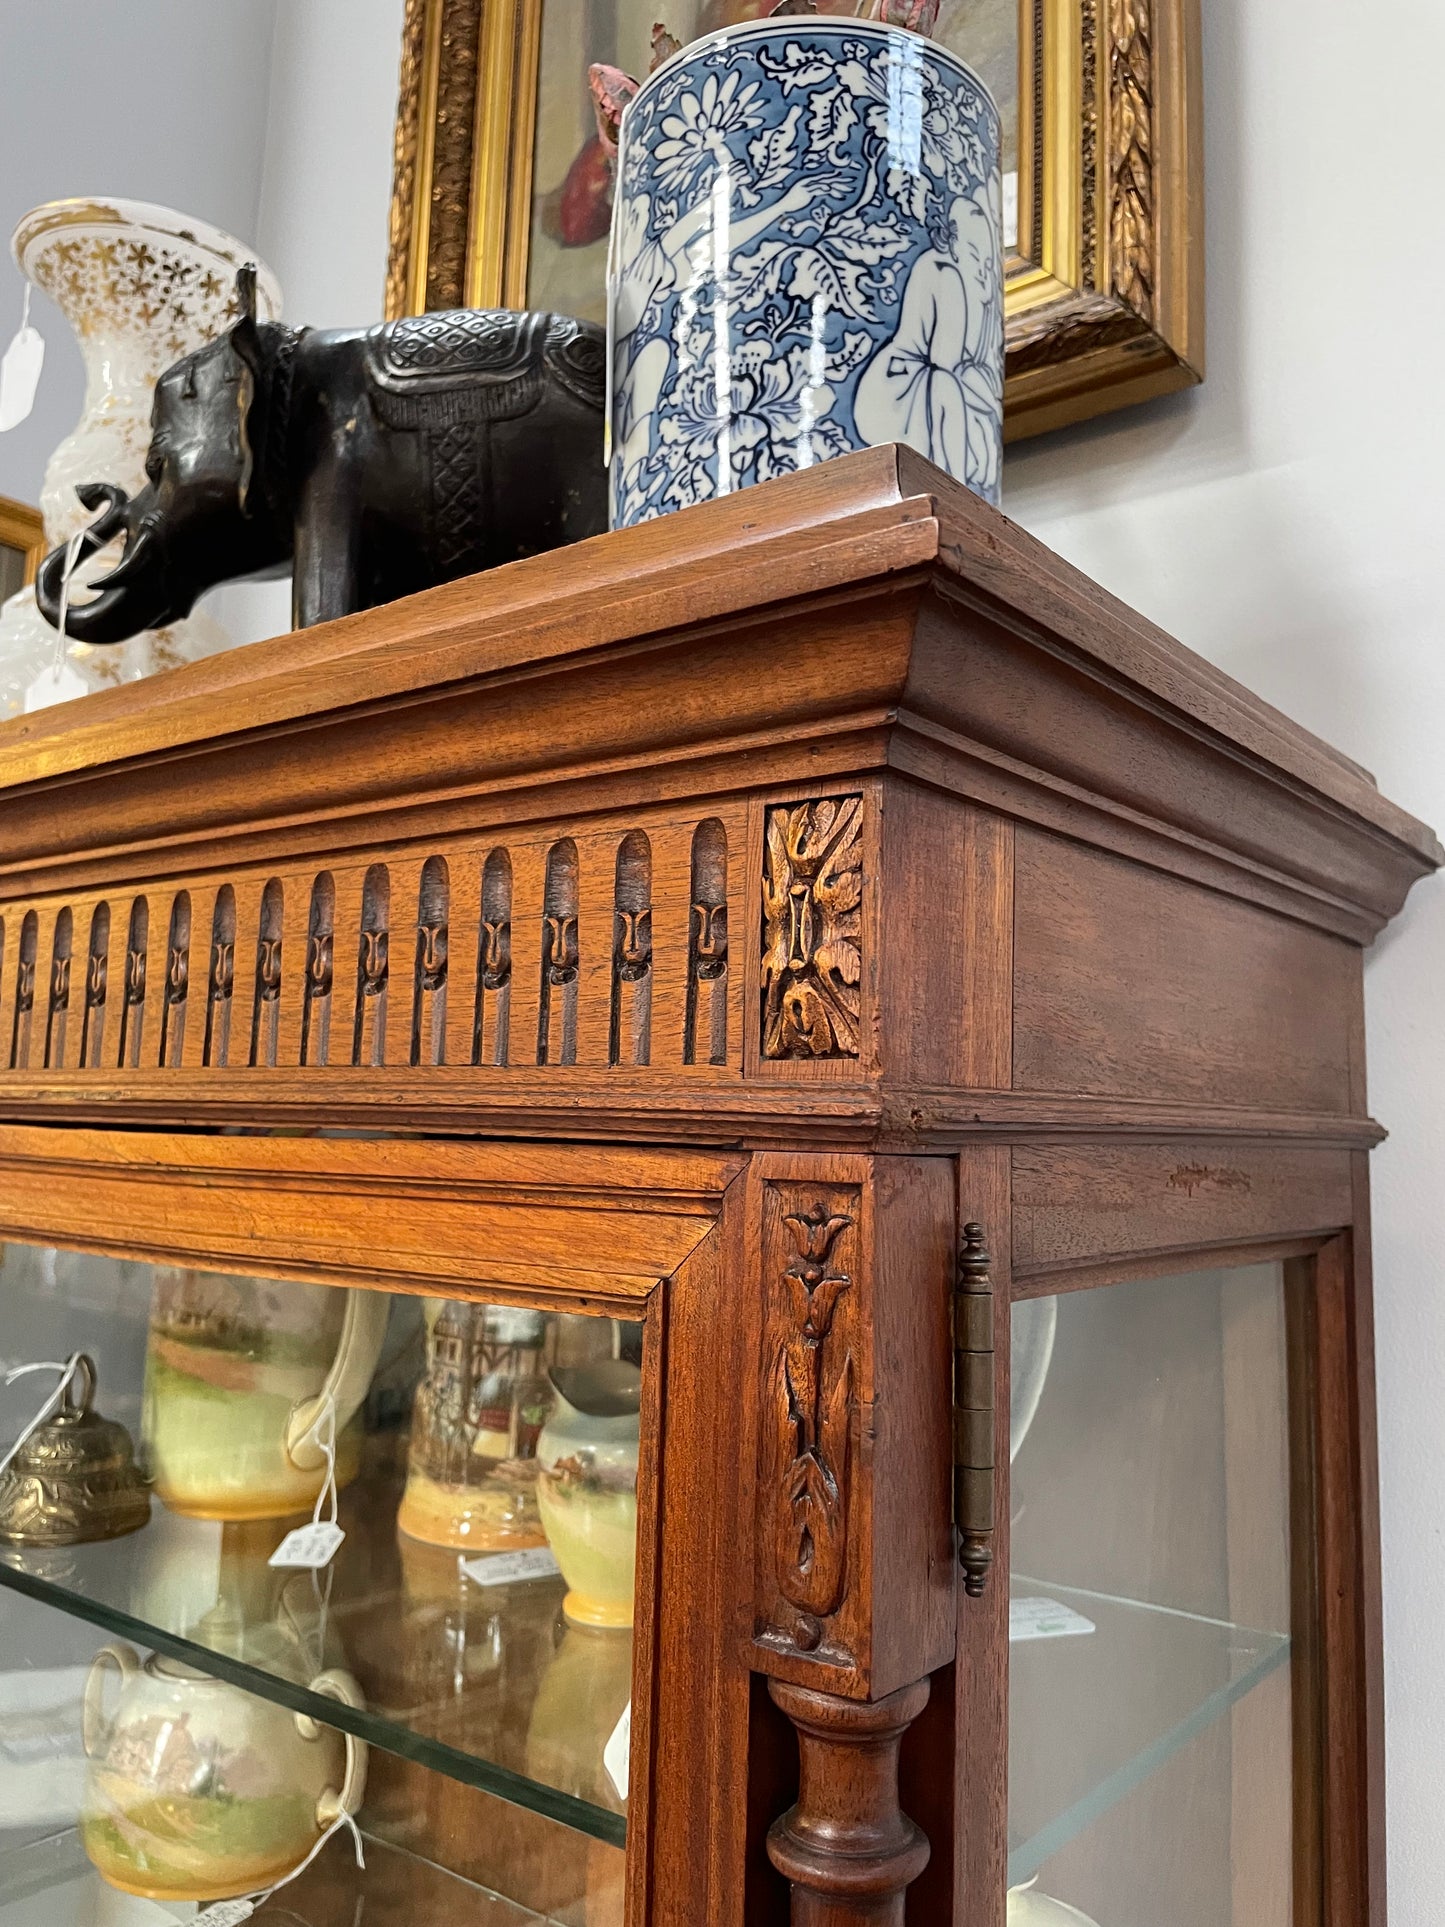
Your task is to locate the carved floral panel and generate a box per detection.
[760,795,864,1062]
[757,1179,863,1665]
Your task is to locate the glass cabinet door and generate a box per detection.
[0,1242,639,1924]
[1006,1262,1310,1927]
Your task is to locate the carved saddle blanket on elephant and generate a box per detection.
[362,309,606,573]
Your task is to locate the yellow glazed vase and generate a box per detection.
[535,1361,640,1631]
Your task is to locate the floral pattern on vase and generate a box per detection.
[608,20,1002,529]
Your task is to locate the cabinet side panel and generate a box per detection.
[1013,828,1360,1115]
[1012,1142,1354,1283]
[877,782,1013,1090]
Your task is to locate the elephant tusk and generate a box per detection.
[87,525,159,592]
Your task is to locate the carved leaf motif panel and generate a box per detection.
[756,1180,864,1671]
[760,795,864,1062]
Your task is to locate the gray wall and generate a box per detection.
[0,0,280,508]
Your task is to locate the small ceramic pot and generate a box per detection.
[535,1360,640,1630]
[80,1643,366,1901]
[608,18,1003,529]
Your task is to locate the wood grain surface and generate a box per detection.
[0,447,1428,1925]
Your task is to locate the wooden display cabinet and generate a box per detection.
[0,448,1435,1927]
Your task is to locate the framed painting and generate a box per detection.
[385,0,1202,438]
[0,497,44,605]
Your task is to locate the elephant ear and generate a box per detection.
[231,265,264,516]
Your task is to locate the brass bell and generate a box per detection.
[0,1354,150,1546]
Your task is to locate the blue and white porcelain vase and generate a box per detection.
[607,18,1003,529]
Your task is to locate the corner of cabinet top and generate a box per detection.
[0,450,1434,1148]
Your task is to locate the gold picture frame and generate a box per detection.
[0,496,45,604]
[385,0,1202,440]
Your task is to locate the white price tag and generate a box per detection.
[192,1900,257,1926]
[461,1546,560,1588]
[24,659,90,713]
[0,324,44,431]
[1009,1596,1096,1642]
[269,1520,345,1570]
[603,1700,631,1801]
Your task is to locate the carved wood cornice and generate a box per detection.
[0,456,1432,1146]
[0,452,1431,948]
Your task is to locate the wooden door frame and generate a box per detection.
[0,1123,758,1927]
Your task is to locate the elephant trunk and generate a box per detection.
[35,483,173,646]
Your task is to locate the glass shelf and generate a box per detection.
[0,1461,630,1851]
[0,1824,551,1924]
[1007,1576,1290,1887]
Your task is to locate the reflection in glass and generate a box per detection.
[398,1304,616,1554]
[1007,1264,1301,1926]
[0,1243,641,1911]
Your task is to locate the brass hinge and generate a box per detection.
[953,1221,995,1597]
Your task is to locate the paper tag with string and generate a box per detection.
[191,1806,366,1925]
[24,517,103,714]
[0,1354,83,1481]
[603,1700,631,1801]
[269,1396,345,1569]
[0,287,44,432]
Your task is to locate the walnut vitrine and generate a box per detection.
[0,448,1434,1927]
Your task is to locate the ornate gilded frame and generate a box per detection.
[0,495,44,593]
[384,0,1202,439]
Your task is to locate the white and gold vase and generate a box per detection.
[0,198,280,714]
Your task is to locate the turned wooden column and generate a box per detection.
[767,1676,931,1925]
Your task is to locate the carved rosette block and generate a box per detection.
[761,795,863,1060]
[767,1676,931,1926]
[759,1182,862,1661]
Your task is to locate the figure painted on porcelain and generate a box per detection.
[854,178,1003,498]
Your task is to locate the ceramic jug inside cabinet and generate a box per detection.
[81,1642,366,1902]
[142,1267,389,1521]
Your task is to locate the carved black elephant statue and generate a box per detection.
[36,266,607,641]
